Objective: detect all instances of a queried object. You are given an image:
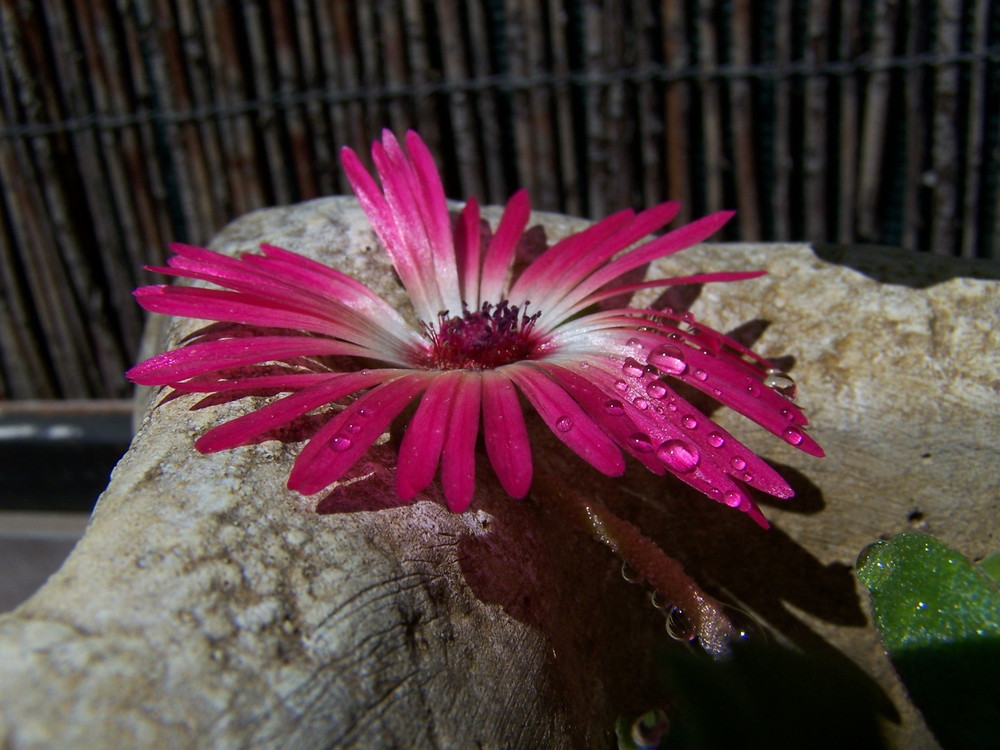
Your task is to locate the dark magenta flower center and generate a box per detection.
[427,301,540,370]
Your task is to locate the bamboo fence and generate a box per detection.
[0,0,998,399]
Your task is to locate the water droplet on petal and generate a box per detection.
[604,399,625,416]
[357,407,372,418]
[693,368,708,381]
[712,388,722,396]
[765,368,798,398]
[665,607,696,641]
[626,337,643,348]
[782,426,804,446]
[646,381,667,399]
[614,379,628,392]
[657,439,701,473]
[628,433,654,453]
[346,423,361,434]
[621,357,644,378]
[666,400,678,412]
[633,397,649,411]
[681,311,696,323]
[723,490,742,507]
[731,456,747,471]
[746,382,760,398]
[620,561,642,583]
[708,431,725,448]
[556,416,573,433]
[681,415,698,430]
[648,344,687,376]
[330,436,352,452]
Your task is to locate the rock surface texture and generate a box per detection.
[1,197,997,749]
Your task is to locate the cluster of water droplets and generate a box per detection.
[327,405,375,452]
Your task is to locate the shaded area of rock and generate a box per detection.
[1,197,997,748]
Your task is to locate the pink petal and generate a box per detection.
[508,208,635,305]
[126,336,367,385]
[340,145,436,321]
[288,373,434,495]
[479,188,530,304]
[440,374,482,512]
[576,270,768,310]
[454,197,483,308]
[481,371,532,498]
[507,365,625,477]
[546,211,735,323]
[195,369,397,452]
[396,372,461,500]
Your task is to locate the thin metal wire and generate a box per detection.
[1,47,998,140]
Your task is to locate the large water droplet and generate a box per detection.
[646,381,667,399]
[657,439,701,473]
[647,344,687,376]
[628,433,654,453]
[621,357,644,378]
[723,490,742,507]
[330,436,352,452]
[731,456,747,471]
[555,416,573,433]
[681,415,698,430]
[765,368,797,398]
[782,426,804,446]
[665,607,696,642]
[604,399,625,416]
[707,431,725,448]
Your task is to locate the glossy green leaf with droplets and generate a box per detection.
[856,533,1000,750]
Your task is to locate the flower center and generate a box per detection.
[426,301,540,370]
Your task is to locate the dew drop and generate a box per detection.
[656,439,701,473]
[633,397,649,411]
[731,456,747,471]
[345,422,361,434]
[614,379,628,392]
[707,431,725,448]
[764,369,798,398]
[712,388,722,396]
[626,337,643,348]
[604,399,626,416]
[357,407,373,418]
[723,490,742,507]
[646,381,668,399]
[647,344,687,376]
[746,382,760,398]
[620,561,642,584]
[782,426,805,446]
[693,368,708,382]
[628,433,654,453]
[555,416,573,433]
[665,607,696,642]
[781,408,795,421]
[666,400,678,412]
[621,357,644,378]
[681,311,696,323]
[742,472,754,483]
[330,436,352,452]
[681,415,698,430]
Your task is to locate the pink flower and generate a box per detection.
[128,130,822,525]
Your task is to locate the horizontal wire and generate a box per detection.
[1,46,999,141]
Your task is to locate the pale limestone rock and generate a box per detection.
[1,197,997,748]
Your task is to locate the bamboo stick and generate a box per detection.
[929,0,961,256]
[856,0,899,243]
[959,0,989,259]
[729,0,760,239]
[661,0,691,223]
[547,0,580,214]
[901,0,928,252]
[802,0,828,241]
[437,0,485,200]
[293,1,336,197]
[772,0,793,239]
[695,0,724,218]
[837,0,861,243]
[464,0,506,204]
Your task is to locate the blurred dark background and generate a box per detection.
[1,0,998,401]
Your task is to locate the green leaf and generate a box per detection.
[857,533,1000,750]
